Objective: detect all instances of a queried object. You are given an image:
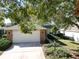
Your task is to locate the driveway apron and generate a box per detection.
[0,42,45,59]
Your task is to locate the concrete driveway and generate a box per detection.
[0,42,45,59]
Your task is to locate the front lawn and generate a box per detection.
[43,43,72,59]
[59,39,79,50]
[43,34,79,59]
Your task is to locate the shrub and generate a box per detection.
[0,29,4,38]
[44,43,71,59]
[0,38,12,51]
[55,47,71,58]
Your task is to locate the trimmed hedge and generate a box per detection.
[0,38,12,51]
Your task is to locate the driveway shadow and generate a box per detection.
[6,42,41,51]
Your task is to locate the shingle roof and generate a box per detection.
[0,25,19,30]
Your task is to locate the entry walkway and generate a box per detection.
[0,42,45,59]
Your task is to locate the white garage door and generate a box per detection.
[13,30,40,43]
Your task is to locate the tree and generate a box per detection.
[0,0,78,33]
[0,10,5,27]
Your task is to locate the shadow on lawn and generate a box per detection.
[71,42,79,45]
[55,33,74,41]
[47,34,67,46]
[72,49,79,52]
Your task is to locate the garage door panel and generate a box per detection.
[13,31,40,43]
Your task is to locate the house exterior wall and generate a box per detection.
[3,25,47,43]
[13,30,40,43]
[64,31,74,38]
[64,31,79,42]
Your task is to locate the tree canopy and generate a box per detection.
[0,0,78,33]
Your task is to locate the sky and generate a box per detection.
[4,18,11,24]
[3,0,24,24]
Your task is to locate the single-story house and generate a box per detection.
[0,18,47,44]
[60,26,79,42]
[1,25,47,44]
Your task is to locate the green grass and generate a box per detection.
[59,39,79,50]
[43,33,79,59]
[43,39,79,59]
[43,44,71,59]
